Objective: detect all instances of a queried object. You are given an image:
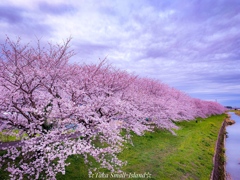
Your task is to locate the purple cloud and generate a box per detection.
[1,0,240,107]
[0,5,24,23]
[38,2,75,15]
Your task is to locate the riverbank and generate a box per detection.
[210,119,226,180]
[225,111,240,179]
[211,112,240,180]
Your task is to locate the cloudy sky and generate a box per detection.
[1,0,240,107]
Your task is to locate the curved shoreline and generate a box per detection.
[224,111,240,180]
[210,118,226,180]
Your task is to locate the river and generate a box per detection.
[226,112,240,180]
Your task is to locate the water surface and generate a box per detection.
[226,112,240,180]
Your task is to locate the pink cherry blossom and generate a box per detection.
[0,37,225,179]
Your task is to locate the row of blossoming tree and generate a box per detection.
[0,38,225,179]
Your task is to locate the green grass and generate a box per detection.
[0,129,28,142]
[0,114,226,180]
[117,115,225,180]
[56,114,226,180]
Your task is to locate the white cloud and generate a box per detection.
[1,0,240,106]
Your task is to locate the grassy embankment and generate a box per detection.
[58,114,226,180]
[234,110,240,116]
[228,109,240,116]
[0,114,226,180]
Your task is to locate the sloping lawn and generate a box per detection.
[56,114,226,180]
[1,114,226,180]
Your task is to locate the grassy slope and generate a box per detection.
[56,114,226,180]
[1,114,226,180]
[234,110,240,116]
[228,109,240,116]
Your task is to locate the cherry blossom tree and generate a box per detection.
[0,38,127,179]
[0,37,225,179]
